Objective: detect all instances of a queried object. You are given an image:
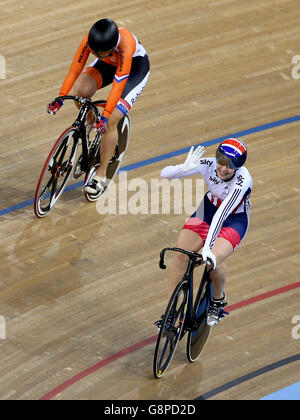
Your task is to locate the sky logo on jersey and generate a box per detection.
[200,159,213,167]
[114,74,129,84]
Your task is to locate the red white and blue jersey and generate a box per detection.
[161,158,252,250]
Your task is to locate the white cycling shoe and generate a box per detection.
[207,294,228,327]
[84,175,107,195]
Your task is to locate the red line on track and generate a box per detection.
[40,281,300,400]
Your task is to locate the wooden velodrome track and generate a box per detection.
[0,0,299,401]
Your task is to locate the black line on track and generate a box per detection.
[195,353,300,400]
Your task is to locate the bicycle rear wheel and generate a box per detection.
[84,114,131,202]
[34,126,79,218]
[186,275,213,363]
[153,280,189,378]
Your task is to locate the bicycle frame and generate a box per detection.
[54,95,105,173]
[159,247,213,333]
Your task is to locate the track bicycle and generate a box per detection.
[153,247,228,379]
[34,95,131,218]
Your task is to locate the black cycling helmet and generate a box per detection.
[88,19,119,52]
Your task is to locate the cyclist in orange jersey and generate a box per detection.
[47,18,150,195]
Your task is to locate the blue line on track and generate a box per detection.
[1,114,300,217]
[119,114,300,172]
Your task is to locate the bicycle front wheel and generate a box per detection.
[153,280,189,379]
[34,126,79,218]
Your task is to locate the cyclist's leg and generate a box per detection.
[167,229,203,298]
[206,238,233,326]
[73,60,115,128]
[96,108,124,178]
[73,72,98,125]
[210,237,234,299]
[211,213,249,299]
[94,55,150,179]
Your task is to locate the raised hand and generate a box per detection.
[183,145,206,172]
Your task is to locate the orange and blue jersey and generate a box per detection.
[59,27,148,119]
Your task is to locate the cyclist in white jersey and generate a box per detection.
[159,138,252,327]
